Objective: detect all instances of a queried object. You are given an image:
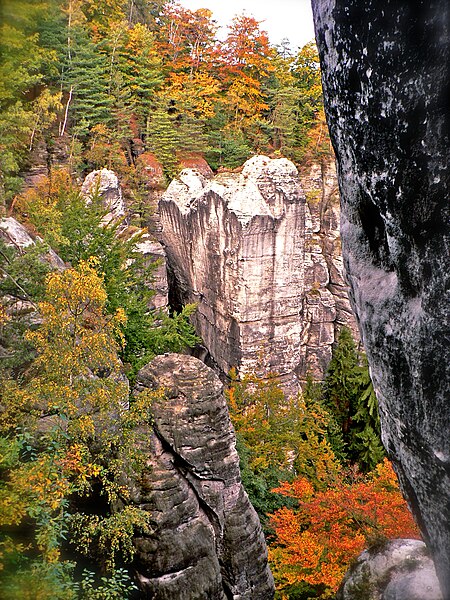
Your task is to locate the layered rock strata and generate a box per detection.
[131,353,274,599]
[159,155,356,389]
[312,0,450,593]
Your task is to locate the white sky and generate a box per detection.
[179,0,316,51]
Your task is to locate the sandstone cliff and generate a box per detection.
[130,353,275,599]
[159,155,357,391]
[313,0,449,594]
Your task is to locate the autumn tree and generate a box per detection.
[0,260,154,598]
[269,459,420,598]
[218,15,274,138]
[156,4,218,76]
[226,371,341,531]
[16,170,200,377]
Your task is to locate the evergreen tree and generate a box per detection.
[323,327,385,471]
[64,26,113,139]
[145,100,179,180]
[116,22,163,131]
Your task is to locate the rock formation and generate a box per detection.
[312,0,450,594]
[159,155,356,391]
[133,234,169,311]
[337,539,442,600]
[131,353,274,599]
[0,216,65,271]
[81,168,127,224]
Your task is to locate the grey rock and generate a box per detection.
[131,353,274,599]
[312,0,449,594]
[337,539,442,600]
[0,216,65,270]
[159,156,356,391]
[133,233,169,310]
[81,168,126,224]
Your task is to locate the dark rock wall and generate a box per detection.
[312,0,449,593]
[131,354,274,599]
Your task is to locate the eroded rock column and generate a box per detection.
[312,0,450,593]
[131,354,274,599]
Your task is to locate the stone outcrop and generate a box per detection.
[159,155,356,391]
[81,168,127,224]
[337,539,442,600]
[0,216,65,271]
[130,353,274,599]
[133,233,169,311]
[312,0,449,594]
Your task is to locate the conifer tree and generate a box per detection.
[145,100,179,180]
[64,26,113,138]
[323,327,385,471]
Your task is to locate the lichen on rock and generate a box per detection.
[312,0,450,593]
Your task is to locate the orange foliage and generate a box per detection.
[156,4,218,74]
[269,459,420,595]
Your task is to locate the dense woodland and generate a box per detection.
[1,1,420,599]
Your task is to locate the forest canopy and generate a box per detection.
[0,0,329,207]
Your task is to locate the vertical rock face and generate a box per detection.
[159,155,356,390]
[312,0,450,593]
[133,234,169,311]
[131,354,274,599]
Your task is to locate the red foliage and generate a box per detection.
[269,459,420,594]
[178,152,214,177]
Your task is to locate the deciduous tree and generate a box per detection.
[269,459,420,597]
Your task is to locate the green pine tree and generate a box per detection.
[323,327,385,471]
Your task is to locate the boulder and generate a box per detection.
[312,0,449,593]
[337,539,442,600]
[0,217,65,271]
[131,353,274,599]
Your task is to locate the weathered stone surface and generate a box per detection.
[133,234,168,311]
[337,539,442,600]
[131,353,274,599]
[0,217,65,271]
[300,161,359,341]
[81,168,126,223]
[312,0,449,594]
[159,156,356,390]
